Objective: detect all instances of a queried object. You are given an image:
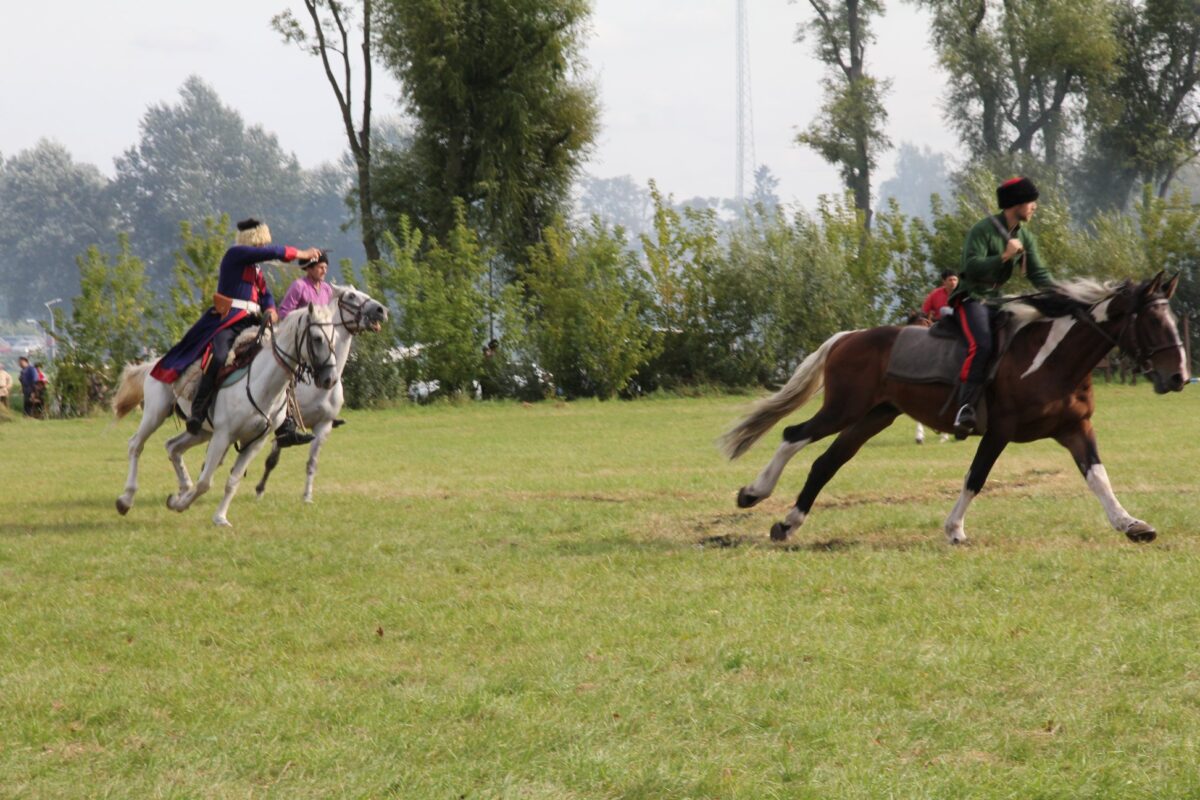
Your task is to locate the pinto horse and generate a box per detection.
[721,273,1188,544]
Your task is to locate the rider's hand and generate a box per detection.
[265,307,279,325]
[1002,237,1024,261]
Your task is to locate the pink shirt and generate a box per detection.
[278,276,333,318]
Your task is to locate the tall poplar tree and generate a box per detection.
[796,0,891,230]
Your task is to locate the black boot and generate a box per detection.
[331,418,346,428]
[952,381,983,439]
[275,415,316,448]
[187,364,219,435]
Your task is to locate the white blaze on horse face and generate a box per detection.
[943,482,976,543]
[1021,317,1076,379]
[1085,464,1141,532]
[1091,298,1112,323]
[747,438,811,499]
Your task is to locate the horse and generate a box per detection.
[252,285,389,502]
[904,310,950,445]
[720,272,1188,545]
[112,303,338,526]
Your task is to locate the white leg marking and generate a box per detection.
[784,506,807,530]
[747,439,810,498]
[943,480,977,544]
[1085,464,1141,532]
[1021,317,1075,378]
[915,422,925,444]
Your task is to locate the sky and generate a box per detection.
[0,1,960,209]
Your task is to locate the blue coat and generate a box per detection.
[150,245,295,383]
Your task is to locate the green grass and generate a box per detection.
[1,385,1199,798]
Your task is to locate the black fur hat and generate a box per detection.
[997,177,1038,209]
[236,218,263,232]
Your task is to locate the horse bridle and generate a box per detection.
[335,290,373,334]
[269,310,337,382]
[1081,295,1183,374]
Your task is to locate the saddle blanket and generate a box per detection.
[885,326,966,385]
[174,327,261,403]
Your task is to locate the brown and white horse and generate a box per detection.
[721,273,1188,544]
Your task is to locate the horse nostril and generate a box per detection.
[1171,373,1185,390]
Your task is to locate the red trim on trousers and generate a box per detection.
[957,303,979,383]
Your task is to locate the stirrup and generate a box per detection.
[953,404,975,439]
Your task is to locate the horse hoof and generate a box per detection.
[116,498,130,516]
[213,517,232,528]
[1126,522,1157,543]
[770,522,790,541]
[736,488,762,509]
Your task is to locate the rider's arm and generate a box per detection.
[961,221,1003,284]
[1022,230,1054,288]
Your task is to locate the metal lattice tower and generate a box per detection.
[735,0,756,202]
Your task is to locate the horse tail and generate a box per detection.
[112,363,153,419]
[719,331,854,460]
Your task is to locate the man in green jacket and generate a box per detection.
[951,176,1056,436]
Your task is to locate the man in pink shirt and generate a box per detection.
[278,251,334,318]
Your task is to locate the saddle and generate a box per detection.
[886,308,1013,386]
[173,327,265,403]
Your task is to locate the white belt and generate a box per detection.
[229,299,261,314]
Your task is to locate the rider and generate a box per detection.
[150,218,321,444]
[950,176,1056,436]
[275,250,336,440]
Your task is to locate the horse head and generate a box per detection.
[1107,271,1188,394]
[282,303,338,391]
[331,284,389,334]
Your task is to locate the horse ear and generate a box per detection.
[307,301,314,312]
[1142,271,1165,299]
[1163,272,1180,299]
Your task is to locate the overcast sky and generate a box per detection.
[1,1,959,209]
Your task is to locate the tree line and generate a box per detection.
[5,0,1200,415]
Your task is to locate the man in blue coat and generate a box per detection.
[18,356,37,417]
[151,218,321,441]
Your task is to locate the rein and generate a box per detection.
[1075,296,1182,374]
[235,311,335,451]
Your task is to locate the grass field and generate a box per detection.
[1,384,1199,798]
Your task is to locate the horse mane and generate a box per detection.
[1001,278,1125,330]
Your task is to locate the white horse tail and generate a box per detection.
[719,331,854,460]
[112,362,153,419]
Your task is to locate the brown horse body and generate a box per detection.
[722,274,1189,544]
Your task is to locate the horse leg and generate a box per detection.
[254,441,283,499]
[770,404,900,541]
[943,431,1008,544]
[212,436,270,527]
[301,420,334,503]
[116,394,173,515]
[915,421,925,444]
[168,431,229,513]
[737,404,856,509]
[164,429,208,495]
[1055,422,1155,542]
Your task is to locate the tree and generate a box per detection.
[273,0,383,261]
[374,0,599,266]
[911,0,1117,167]
[575,174,652,240]
[519,217,659,398]
[1078,0,1200,208]
[876,142,951,220]
[0,140,116,320]
[795,0,892,229]
[113,77,307,283]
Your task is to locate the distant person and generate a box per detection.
[149,218,321,446]
[0,363,11,410]
[921,269,959,322]
[31,362,48,418]
[18,356,36,417]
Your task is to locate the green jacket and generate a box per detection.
[951,213,1054,303]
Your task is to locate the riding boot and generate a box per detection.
[952,381,983,439]
[275,414,316,448]
[187,363,219,435]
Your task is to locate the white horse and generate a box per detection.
[112,303,338,526]
[253,284,388,502]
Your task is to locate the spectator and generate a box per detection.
[921,269,959,322]
[0,362,11,410]
[18,356,36,417]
